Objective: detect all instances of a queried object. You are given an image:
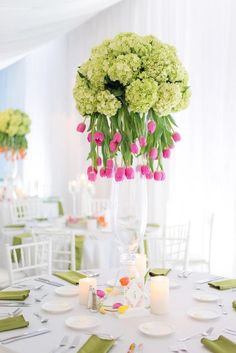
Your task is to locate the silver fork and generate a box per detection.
[34,293,48,303]
[62,336,80,352]
[179,327,214,342]
[0,308,22,318]
[33,312,48,324]
[51,335,69,353]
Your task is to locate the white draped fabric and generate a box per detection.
[0,0,236,275]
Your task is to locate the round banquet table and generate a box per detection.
[0,270,235,353]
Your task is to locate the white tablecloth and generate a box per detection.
[0,270,236,353]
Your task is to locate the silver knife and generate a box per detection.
[1,328,50,344]
[0,303,31,307]
[196,276,224,284]
[35,278,64,287]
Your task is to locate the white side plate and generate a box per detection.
[65,315,101,330]
[187,307,221,321]
[55,286,80,297]
[139,321,174,337]
[193,291,220,303]
[42,300,72,313]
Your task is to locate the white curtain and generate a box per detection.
[0,0,236,275]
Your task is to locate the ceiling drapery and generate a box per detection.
[0,0,123,70]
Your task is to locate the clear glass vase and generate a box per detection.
[4,160,18,200]
[111,170,148,270]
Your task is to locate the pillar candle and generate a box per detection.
[150,276,169,314]
[79,278,97,306]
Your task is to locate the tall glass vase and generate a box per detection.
[111,171,147,271]
[4,160,18,200]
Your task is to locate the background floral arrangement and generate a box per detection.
[0,109,31,160]
[73,32,190,182]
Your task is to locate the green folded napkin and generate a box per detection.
[12,233,32,262]
[149,268,171,276]
[201,335,236,353]
[35,217,48,222]
[53,271,87,285]
[75,235,85,270]
[208,279,236,290]
[4,224,26,229]
[0,315,29,332]
[147,223,160,228]
[77,335,115,353]
[0,290,30,301]
[232,300,236,309]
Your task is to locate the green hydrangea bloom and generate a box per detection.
[108,53,141,85]
[173,87,191,112]
[126,78,158,113]
[153,83,182,116]
[0,109,30,136]
[73,76,97,116]
[96,90,121,117]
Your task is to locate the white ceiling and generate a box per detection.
[0,0,123,69]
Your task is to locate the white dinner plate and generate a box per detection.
[193,291,220,303]
[42,300,73,313]
[65,315,101,330]
[55,286,80,297]
[170,280,181,289]
[187,307,221,321]
[139,321,174,337]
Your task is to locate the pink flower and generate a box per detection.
[154,171,162,181]
[97,156,102,166]
[146,171,153,179]
[141,165,149,176]
[88,173,96,182]
[125,167,135,179]
[161,171,166,180]
[139,136,147,147]
[109,141,117,152]
[94,131,104,146]
[149,148,158,160]
[76,122,86,133]
[87,132,92,143]
[163,149,171,158]
[130,143,139,154]
[105,168,113,178]
[112,302,123,310]
[115,167,125,182]
[96,289,105,299]
[106,159,114,169]
[172,132,181,142]
[147,120,156,134]
[100,168,106,177]
[113,132,122,144]
[87,166,97,175]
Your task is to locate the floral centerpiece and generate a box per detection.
[73,32,190,182]
[0,109,31,160]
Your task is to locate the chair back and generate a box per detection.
[5,240,52,285]
[10,197,43,223]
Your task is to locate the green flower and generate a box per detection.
[153,83,182,116]
[126,78,158,113]
[173,86,191,112]
[73,75,97,115]
[108,53,141,85]
[96,90,121,117]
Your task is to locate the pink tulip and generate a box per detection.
[105,168,113,178]
[163,149,171,158]
[106,159,114,169]
[139,136,147,147]
[149,148,158,160]
[125,167,135,179]
[113,132,122,144]
[172,132,181,142]
[141,165,149,176]
[100,168,106,177]
[154,171,162,181]
[130,143,139,154]
[87,132,92,143]
[96,289,105,299]
[161,171,166,180]
[146,171,153,179]
[87,166,97,175]
[97,156,102,166]
[115,167,125,182]
[147,120,156,134]
[112,302,123,309]
[76,122,86,133]
[109,141,117,152]
[88,173,96,182]
[94,131,104,146]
